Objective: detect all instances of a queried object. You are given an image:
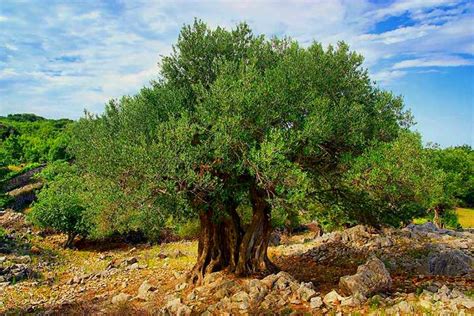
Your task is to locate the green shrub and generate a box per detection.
[0,193,13,209]
[413,209,461,229]
[0,227,8,243]
[28,171,91,248]
[439,209,461,229]
[176,219,200,239]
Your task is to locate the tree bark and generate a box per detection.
[64,233,76,249]
[188,202,243,284]
[188,184,278,284]
[235,183,277,276]
[433,206,441,229]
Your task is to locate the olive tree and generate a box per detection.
[72,21,411,282]
[341,131,444,227]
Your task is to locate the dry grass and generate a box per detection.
[0,229,198,314]
[456,207,474,228]
[7,165,23,172]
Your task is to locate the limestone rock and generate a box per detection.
[323,290,343,307]
[111,293,131,304]
[14,255,31,264]
[137,280,156,300]
[339,256,392,298]
[165,297,182,313]
[170,250,186,258]
[297,283,316,301]
[310,296,323,309]
[428,249,473,276]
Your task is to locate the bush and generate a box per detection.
[341,132,440,227]
[176,219,201,239]
[437,209,461,230]
[28,165,91,248]
[0,193,13,209]
[0,227,8,243]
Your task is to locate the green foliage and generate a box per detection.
[0,227,7,243]
[28,162,91,246]
[176,219,201,239]
[439,209,461,229]
[2,113,46,122]
[0,193,13,209]
[427,145,474,207]
[71,20,416,237]
[0,115,73,166]
[338,132,442,227]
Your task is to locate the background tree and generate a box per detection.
[424,145,473,227]
[0,114,72,166]
[339,131,443,227]
[72,20,414,283]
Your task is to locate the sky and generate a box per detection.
[0,0,473,147]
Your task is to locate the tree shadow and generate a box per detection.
[273,235,466,295]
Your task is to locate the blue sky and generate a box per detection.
[0,0,473,147]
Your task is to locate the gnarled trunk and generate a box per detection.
[235,183,276,275]
[188,185,277,284]
[188,202,243,284]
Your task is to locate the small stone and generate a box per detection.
[175,282,187,291]
[428,250,473,276]
[170,250,185,258]
[396,301,414,314]
[165,298,182,313]
[231,291,250,303]
[125,257,138,265]
[176,304,192,316]
[339,256,392,298]
[323,290,343,307]
[128,262,139,270]
[137,281,156,300]
[14,255,31,264]
[310,296,323,309]
[426,284,439,293]
[112,293,131,304]
[30,246,41,254]
[297,284,316,301]
[419,298,432,309]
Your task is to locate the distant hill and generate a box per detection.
[0,113,46,122]
[0,113,73,166]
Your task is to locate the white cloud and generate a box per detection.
[0,0,473,119]
[393,56,474,68]
[359,24,438,45]
[371,70,407,84]
[370,0,460,20]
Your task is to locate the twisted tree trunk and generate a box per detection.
[188,184,277,284]
[235,183,277,275]
[188,202,243,284]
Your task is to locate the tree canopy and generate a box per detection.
[0,114,72,166]
[72,20,426,281]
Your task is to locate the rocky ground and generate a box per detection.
[0,208,473,315]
